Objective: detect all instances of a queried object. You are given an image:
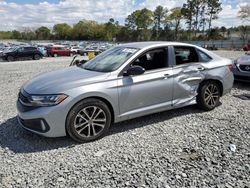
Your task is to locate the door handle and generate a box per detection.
[163,74,170,79]
[196,67,205,71]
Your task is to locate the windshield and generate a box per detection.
[81,46,139,72]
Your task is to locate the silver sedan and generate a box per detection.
[233,51,250,82]
[17,42,234,142]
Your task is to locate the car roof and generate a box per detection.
[119,41,196,49]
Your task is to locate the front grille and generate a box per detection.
[239,65,250,72]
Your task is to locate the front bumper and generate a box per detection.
[233,66,250,82]
[16,95,73,138]
[18,117,50,133]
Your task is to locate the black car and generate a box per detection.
[0,46,43,61]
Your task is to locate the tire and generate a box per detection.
[66,98,111,143]
[33,54,41,60]
[7,56,14,62]
[53,53,58,57]
[197,81,221,111]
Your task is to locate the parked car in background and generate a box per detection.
[47,46,73,57]
[0,46,43,61]
[38,47,47,56]
[233,51,250,82]
[70,46,81,54]
[17,42,234,143]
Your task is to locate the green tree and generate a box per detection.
[104,18,120,41]
[181,0,195,39]
[207,27,223,40]
[0,31,13,39]
[12,30,21,39]
[125,8,153,40]
[53,23,72,40]
[238,5,250,21]
[153,6,168,39]
[168,7,183,40]
[220,26,227,38]
[72,20,105,40]
[206,0,222,31]
[35,26,51,40]
[238,25,250,43]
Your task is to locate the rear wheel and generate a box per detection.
[7,56,14,62]
[33,54,41,60]
[197,81,221,111]
[66,98,111,142]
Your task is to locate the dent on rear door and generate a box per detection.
[172,63,206,107]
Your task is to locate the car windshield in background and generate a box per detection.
[81,47,139,72]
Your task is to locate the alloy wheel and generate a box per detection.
[74,106,106,138]
[204,84,220,107]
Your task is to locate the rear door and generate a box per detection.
[170,45,210,107]
[25,47,36,58]
[16,47,26,59]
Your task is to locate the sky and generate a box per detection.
[0,0,249,31]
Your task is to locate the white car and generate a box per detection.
[70,46,80,54]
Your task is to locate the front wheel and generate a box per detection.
[197,81,221,111]
[66,98,111,142]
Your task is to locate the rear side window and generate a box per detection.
[197,50,212,62]
[174,46,199,65]
[25,47,36,51]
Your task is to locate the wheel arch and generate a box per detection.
[199,79,223,96]
[65,96,115,132]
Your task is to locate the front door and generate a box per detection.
[118,47,174,120]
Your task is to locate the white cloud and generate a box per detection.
[0,0,134,31]
[213,2,250,28]
[0,0,249,31]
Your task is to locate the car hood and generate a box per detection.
[237,54,250,64]
[24,66,110,94]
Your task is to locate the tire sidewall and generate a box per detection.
[7,56,14,62]
[34,54,41,60]
[197,81,220,111]
[66,99,111,142]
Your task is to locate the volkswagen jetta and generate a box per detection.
[17,42,234,142]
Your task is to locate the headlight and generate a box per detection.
[29,94,68,106]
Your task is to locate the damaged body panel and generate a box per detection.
[172,63,206,107]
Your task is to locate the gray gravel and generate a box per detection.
[0,53,250,188]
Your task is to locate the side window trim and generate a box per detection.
[118,46,170,77]
[173,45,200,66]
[196,49,212,62]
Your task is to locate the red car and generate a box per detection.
[243,44,250,51]
[47,46,73,57]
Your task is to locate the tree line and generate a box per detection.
[0,1,249,42]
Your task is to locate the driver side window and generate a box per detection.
[132,48,168,71]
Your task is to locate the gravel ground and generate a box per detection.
[0,52,249,188]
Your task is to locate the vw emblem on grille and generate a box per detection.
[245,66,250,71]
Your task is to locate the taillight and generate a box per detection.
[227,64,233,72]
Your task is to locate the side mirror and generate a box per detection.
[123,65,145,76]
